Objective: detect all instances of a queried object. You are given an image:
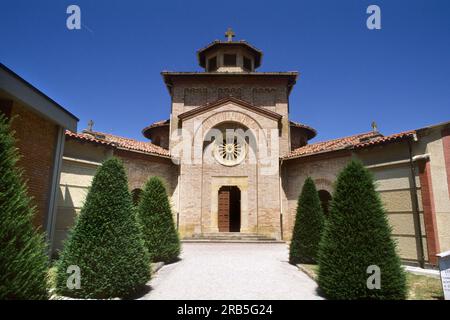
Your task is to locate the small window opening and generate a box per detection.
[223,54,237,66]
[208,56,218,71]
[243,57,252,71]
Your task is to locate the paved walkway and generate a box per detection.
[140,243,323,300]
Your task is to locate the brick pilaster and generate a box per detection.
[442,128,450,198]
[418,160,440,265]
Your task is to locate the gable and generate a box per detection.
[178,96,282,122]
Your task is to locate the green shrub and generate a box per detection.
[55,157,150,299]
[0,114,49,299]
[317,160,407,299]
[137,177,180,263]
[289,177,324,264]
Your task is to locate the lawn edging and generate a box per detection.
[296,264,318,281]
[295,263,444,300]
[151,262,165,274]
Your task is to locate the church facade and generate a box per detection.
[53,32,450,267]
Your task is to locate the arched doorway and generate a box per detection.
[218,186,241,232]
[318,190,332,216]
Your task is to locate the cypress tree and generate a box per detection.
[289,177,324,264]
[0,114,49,299]
[137,177,180,263]
[317,160,407,299]
[55,157,150,299]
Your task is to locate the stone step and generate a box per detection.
[192,232,270,237]
[183,232,285,243]
[182,239,286,244]
[191,233,274,239]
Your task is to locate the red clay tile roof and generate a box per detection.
[66,126,416,161]
[142,119,170,140]
[354,130,416,149]
[283,130,416,160]
[283,132,377,159]
[143,119,170,130]
[65,130,114,147]
[65,130,170,158]
[100,132,170,157]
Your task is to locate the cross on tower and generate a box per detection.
[225,28,235,42]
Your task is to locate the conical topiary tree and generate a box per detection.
[55,157,150,299]
[137,177,180,263]
[289,177,324,264]
[0,114,49,300]
[317,160,407,299]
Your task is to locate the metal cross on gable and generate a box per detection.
[371,121,378,132]
[225,27,235,42]
[87,119,94,132]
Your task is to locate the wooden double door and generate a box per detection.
[218,186,241,232]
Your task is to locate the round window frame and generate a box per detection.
[213,138,247,167]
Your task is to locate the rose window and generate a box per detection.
[214,136,246,166]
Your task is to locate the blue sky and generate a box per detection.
[1,0,450,142]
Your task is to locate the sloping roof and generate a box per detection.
[353,130,416,149]
[65,130,114,147]
[142,119,170,140]
[144,119,170,129]
[65,130,170,158]
[100,131,170,157]
[416,120,450,133]
[289,120,317,140]
[0,63,78,131]
[178,96,282,121]
[283,132,378,160]
[197,40,263,68]
[283,130,417,160]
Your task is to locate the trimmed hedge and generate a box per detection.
[0,114,49,300]
[317,160,407,299]
[137,177,180,263]
[55,157,150,299]
[289,177,324,264]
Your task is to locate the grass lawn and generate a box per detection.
[47,266,57,290]
[406,273,443,300]
[298,264,444,300]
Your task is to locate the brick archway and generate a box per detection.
[192,109,268,150]
[314,178,333,194]
[318,189,332,216]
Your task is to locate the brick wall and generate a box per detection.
[283,152,352,241]
[115,149,178,201]
[10,102,58,228]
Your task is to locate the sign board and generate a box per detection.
[437,250,450,300]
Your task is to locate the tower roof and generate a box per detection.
[197,40,263,69]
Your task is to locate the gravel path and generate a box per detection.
[140,243,323,300]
